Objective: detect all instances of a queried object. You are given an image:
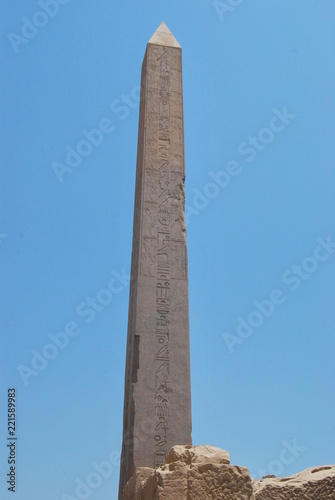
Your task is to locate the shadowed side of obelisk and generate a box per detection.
[119,22,192,499]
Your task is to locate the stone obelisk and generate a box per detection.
[119,22,192,498]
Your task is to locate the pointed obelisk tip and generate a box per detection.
[148,21,181,48]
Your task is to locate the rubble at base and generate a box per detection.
[122,445,335,499]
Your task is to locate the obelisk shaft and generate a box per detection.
[119,23,192,498]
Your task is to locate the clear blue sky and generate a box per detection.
[1,1,334,499]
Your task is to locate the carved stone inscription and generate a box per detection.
[153,47,172,467]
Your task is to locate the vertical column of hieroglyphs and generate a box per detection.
[153,45,173,468]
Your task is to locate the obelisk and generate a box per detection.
[118,22,192,498]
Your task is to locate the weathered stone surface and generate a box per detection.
[119,21,192,499]
[187,464,254,499]
[123,446,335,499]
[166,444,230,465]
[122,467,153,500]
[253,464,335,499]
[145,464,189,499]
[123,462,253,500]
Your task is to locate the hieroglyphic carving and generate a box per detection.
[143,202,157,238]
[146,112,159,140]
[140,168,157,276]
[170,204,186,242]
[153,45,172,468]
[146,140,159,169]
[144,170,158,203]
[169,172,184,200]
[156,317,169,351]
[170,241,187,280]
[154,450,167,468]
[141,238,156,277]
